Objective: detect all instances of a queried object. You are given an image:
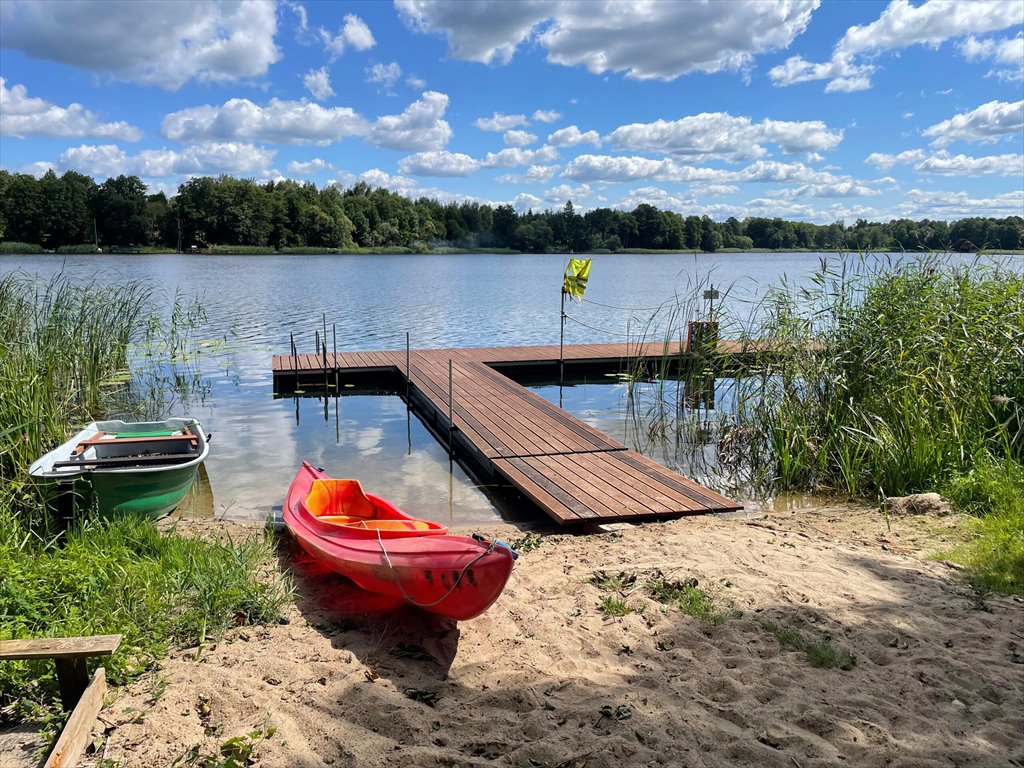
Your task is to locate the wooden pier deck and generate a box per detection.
[272,342,744,526]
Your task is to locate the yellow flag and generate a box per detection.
[562,258,591,301]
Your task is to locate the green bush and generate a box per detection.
[0,241,43,254]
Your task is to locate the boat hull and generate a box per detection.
[284,462,514,621]
[29,418,209,520]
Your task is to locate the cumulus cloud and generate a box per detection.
[548,125,601,148]
[406,74,427,89]
[398,150,480,176]
[770,0,1024,92]
[366,62,402,90]
[922,100,1024,147]
[867,148,1022,176]
[958,33,1024,81]
[607,112,843,161]
[543,183,591,204]
[865,149,928,170]
[494,164,560,184]
[287,158,332,175]
[512,192,542,212]
[474,112,527,131]
[0,0,281,90]
[895,188,1024,219]
[303,67,334,101]
[613,186,695,213]
[533,109,562,123]
[319,14,375,59]
[482,146,559,167]
[503,129,537,146]
[59,142,276,178]
[161,98,369,145]
[369,91,453,151]
[0,78,142,141]
[397,0,818,81]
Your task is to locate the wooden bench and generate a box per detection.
[1,635,121,768]
[0,634,121,710]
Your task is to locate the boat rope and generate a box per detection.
[562,313,645,338]
[375,530,494,609]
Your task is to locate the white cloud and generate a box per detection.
[614,186,695,213]
[607,112,843,161]
[369,91,453,151]
[161,98,369,145]
[482,146,559,167]
[366,62,402,90]
[406,74,427,89]
[770,0,1024,92]
[303,67,334,101]
[895,188,1024,219]
[867,148,1023,176]
[356,169,420,193]
[865,149,928,170]
[548,125,600,148]
[287,158,332,175]
[397,0,818,81]
[693,184,739,197]
[512,192,542,212]
[562,154,669,182]
[962,33,1024,81]
[0,78,142,141]
[543,183,591,204]
[503,129,537,146]
[533,109,562,123]
[495,164,560,184]
[319,14,375,59]
[474,112,527,131]
[59,142,276,179]
[922,100,1024,147]
[0,0,281,90]
[398,150,480,176]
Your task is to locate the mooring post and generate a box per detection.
[332,323,338,390]
[323,340,328,401]
[448,358,454,456]
[406,331,411,397]
[290,332,297,393]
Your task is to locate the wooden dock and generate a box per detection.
[272,342,744,526]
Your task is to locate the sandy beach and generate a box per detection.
[13,504,1021,768]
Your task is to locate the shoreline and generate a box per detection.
[12,503,1016,768]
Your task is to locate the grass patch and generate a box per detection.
[761,621,856,670]
[589,570,637,592]
[645,573,733,625]
[940,456,1024,594]
[597,595,634,617]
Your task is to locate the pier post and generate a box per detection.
[448,359,454,456]
[406,332,411,397]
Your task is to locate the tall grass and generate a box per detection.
[0,273,291,719]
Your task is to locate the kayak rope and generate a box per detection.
[375,530,494,609]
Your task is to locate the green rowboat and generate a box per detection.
[29,418,210,520]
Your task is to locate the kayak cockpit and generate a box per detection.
[302,479,447,537]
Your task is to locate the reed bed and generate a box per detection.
[0,273,290,719]
[624,255,1024,592]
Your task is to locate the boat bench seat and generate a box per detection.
[73,427,198,454]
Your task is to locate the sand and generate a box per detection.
[61,505,1024,767]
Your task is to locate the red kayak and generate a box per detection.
[283,462,515,621]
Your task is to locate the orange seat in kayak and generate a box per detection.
[305,479,377,518]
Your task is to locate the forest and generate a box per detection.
[1,169,1021,254]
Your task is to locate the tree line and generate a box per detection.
[1,169,1021,253]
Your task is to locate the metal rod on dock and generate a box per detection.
[323,340,328,407]
[406,332,411,395]
[333,324,338,390]
[559,289,566,386]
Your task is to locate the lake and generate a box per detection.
[0,251,997,524]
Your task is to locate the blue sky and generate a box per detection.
[1,0,1022,223]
